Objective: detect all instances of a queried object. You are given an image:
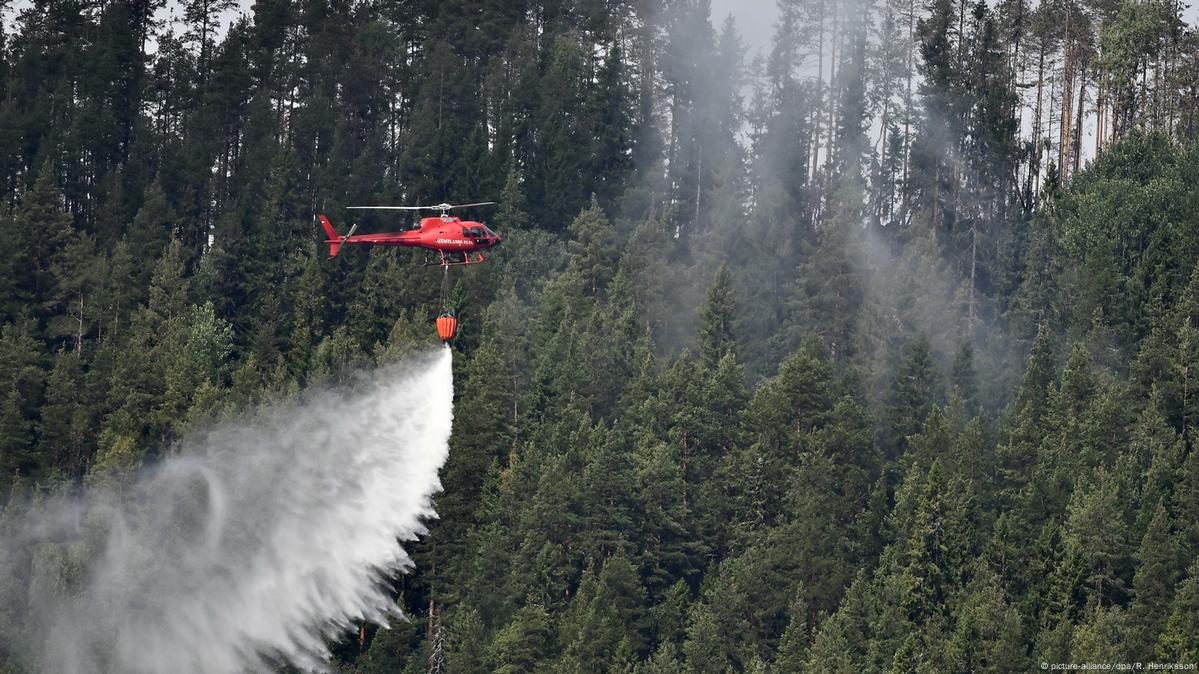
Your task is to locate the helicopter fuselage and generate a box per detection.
[319,214,501,265]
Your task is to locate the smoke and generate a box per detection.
[0,347,454,674]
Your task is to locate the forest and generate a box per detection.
[0,0,1198,670]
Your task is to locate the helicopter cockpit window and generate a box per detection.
[461,227,471,237]
[469,226,485,237]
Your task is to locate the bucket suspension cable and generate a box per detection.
[435,266,458,342]
[439,265,450,312]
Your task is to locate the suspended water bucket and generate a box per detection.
[436,312,458,342]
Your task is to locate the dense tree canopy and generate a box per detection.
[0,0,1198,671]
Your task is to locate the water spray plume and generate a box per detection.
[0,348,454,673]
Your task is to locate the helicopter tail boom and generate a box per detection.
[318,215,342,257]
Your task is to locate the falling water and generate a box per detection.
[0,347,454,673]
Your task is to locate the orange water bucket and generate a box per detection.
[436,313,458,341]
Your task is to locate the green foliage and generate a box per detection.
[489,604,553,674]
[886,335,941,457]
[698,265,737,369]
[0,3,1196,672]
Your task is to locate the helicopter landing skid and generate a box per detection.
[423,252,486,268]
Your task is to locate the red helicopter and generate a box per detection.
[318,201,501,267]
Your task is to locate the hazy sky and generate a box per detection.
[710,0,780,59]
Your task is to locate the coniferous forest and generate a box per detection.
[1,0,1199,670]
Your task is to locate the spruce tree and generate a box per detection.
[1129,502,1180,654]
[15,161,75,333]
[0,390,34,486]
[566,196,619,297]
[37,351,88,477]
[698,265,737,369]
[1156,561,1199,661]
[885,335,941,457]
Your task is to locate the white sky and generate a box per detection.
[710,0,780,60]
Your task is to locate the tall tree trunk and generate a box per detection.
[1047,56,1058,176]
[875,94,891,224]
[1073,70,1086,175]
[75,292,84,355]
[812,0,826,182]
[968,223,977,329]
[1153,60,1161,129]
[1032,45,1046,186]
[1010,0,1027,135]
[902,0,915,210]
[932,162,941,230]
[826,0,840,181]
[1059,6,1074,180]
[1095,62,1105,154]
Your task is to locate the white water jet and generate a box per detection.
[1,347,454,673]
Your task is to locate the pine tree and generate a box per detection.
[885,335,941,457]
[633,443,696,600]
[444,606,488,674]
[950,341,979,413]
[13,161,75,333]
[183,0,237,79]
[698,265,737,369]
[1059,470,1131,610]
[1015,323,1055,417]
[566,196,619,297]
[589,42,634,207]
[37,351,89,477]
[0,389,35,486]
[899,459,953,625]
[1157,561,1199,661]
[680,602,732,674]
[46,232,100,353]
[531,33,591,227]
[496,165,531,234]
[944,565,1027,672]
[127,179,176,293]
[558,554,648,671]
[347,247,404,349]
[1129,502,1180,654]
[489,604,553,674]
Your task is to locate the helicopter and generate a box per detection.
[318,201,501,268]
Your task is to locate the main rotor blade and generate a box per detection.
[447,201,497,209]
[345,201,496,211]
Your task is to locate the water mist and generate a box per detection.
[0,347,454,673]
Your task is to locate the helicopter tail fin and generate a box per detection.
[318,215,340,257]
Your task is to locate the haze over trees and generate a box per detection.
[0,0,1198,671]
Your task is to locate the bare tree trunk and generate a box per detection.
[1032,45,1046,184]
[1047,51,1058,179]
[1010,0,1027,133]
[1184,348,1191,439]
[1095,64,1105,154]
[932,162,941,230]
[1059,7,1074,180]
[75,292,84,355]
[1155,57,1163,129]
[957,0,967,67]
[901,0,915,211]
[875,95,891,223]
[812,0,827,181]
[1140,56,1148,127]
[968,223,977,328]
[694,144,702,231]
[951,160,961,259]
[1167,0,1180,137]
[826,0,840,180]
[1073,70,1087,174]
